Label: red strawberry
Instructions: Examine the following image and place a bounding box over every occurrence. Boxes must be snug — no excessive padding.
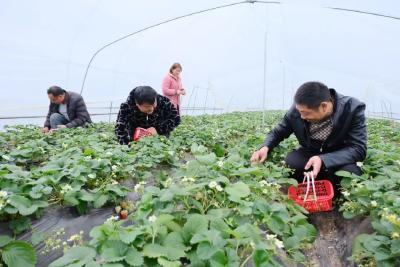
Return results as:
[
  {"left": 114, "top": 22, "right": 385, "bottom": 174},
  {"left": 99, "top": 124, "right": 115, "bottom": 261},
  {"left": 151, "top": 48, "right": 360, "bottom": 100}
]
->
[{"left": 120, "top": 210, "right": 128, "bottom": 219}]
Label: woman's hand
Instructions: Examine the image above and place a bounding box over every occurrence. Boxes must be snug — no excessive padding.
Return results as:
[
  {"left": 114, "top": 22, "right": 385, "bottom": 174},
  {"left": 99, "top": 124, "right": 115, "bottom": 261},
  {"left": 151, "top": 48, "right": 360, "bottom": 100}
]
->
[{"left": 146, "top": 127, "right": 158, "bottom": 136}]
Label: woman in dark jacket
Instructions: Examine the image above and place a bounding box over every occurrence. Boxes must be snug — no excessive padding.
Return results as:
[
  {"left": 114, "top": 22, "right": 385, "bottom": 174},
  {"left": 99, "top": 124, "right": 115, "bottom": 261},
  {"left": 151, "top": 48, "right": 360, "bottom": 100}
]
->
[{"left": 115, "top": 86, "right": 181, "bottom": 145}]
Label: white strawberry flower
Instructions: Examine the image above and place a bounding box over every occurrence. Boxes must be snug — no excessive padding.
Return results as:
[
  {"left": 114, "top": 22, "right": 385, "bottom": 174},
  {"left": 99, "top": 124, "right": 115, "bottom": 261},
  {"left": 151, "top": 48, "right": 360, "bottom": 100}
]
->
[
  {"left": 266, "top": 233, "right": 284, "bottom": 249},
  {"left": 134, "top": 182, "right": 146, "bottom": 192},
  {"left": 134, "top": 184, "right": 143, "bottom": 192},
  {"left": 164, "top": 178, "right": 173, "bottom": 187},
  {"left": 68, "top": 235, "right": 78, "bottom": 242},
  {"left": 215, "top": 185, "right": 224, "bottom": 192},
  {"left": 0, "top": 191, "right": 8, "bottom": 198},
  {"left": 111, "top": 165, "right": 118, "bottom": 171},
  {"left": 274, "top": 183, "right": 281, "bottom": 189},
  {"left": 106, "top": 215, "right": 119, "bottom": 222},
  {"left": 342, "top": 191, "right": 350, "bottom": 197},
  {"left": 356, "top": 162, "right": 363, "bottom": 167},
  {"left": 208, "top": 181, "right": 218, "bottom": 188},
  {"left": 370, "top": 200, "right": 378, "bottom": 207},
  {"left": 149, "top": 215, "right": 157, "bottom": 223},
  {"left": 392, "top": 232, "right": 400, "bottom": 239},
  {"left": 60, "top": 184, "right": 73, "bottom": 194},
  {"left": 275, "top": 239, "right": 284, "bottom": 249},
  {"left": 181, "top": 177, "right": 195, "bottom": 183},
  {"left": 217, "top": 161, "right": 224, "bottom": 168}
]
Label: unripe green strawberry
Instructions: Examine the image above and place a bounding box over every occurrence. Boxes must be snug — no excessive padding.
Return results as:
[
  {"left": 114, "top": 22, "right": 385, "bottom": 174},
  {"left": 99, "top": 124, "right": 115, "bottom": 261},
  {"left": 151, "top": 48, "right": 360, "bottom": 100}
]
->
[{"left": 115, "top": 206, "right": 122, "bottom": 214}]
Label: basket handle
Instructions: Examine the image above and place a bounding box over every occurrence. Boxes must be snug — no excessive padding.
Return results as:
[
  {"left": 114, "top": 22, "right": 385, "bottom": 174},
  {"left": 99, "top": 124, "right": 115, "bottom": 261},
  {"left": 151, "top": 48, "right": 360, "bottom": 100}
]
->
[
  {"left": 310, "top": 172, "right": 317, "bottom": 202},
  {"left": 303, "top": 172, "right": 317, "bottom": 202},
  {"left": 302, "top": 173, "right": 310, "bottom": 203}
]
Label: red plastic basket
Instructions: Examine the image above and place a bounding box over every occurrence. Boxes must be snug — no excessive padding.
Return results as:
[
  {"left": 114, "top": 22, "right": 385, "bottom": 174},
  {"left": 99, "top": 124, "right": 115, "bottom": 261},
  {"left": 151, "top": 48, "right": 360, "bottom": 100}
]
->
[
  {"left": 133, "top": 127, "right": 152, "bottom": 141},
  {"left": 288, "top": 179, "right": 334, "bottom": 213}
]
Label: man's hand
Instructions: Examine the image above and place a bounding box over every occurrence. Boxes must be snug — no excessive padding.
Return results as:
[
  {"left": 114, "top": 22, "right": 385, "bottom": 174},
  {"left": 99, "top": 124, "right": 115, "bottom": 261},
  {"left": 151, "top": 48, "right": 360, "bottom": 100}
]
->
[
  {"left": 250, "top": 146, "right": 269, "bottom": 164},
  {"left": 304, "top": 156, "right": 323, "bottom": 178},
  {"left": 147, "top": 127, "right": 158, "bottom": 136},
  {"left": 57, "top": 125, "right": 67, "bottom": 129},
  {"left": 41, "top": 127, "right": 49, "bottom": 133}
]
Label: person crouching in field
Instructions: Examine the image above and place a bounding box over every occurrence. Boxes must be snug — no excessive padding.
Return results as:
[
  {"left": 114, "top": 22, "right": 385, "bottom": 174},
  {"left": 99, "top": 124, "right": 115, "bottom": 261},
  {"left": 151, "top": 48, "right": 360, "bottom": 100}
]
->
[
  {"left": 115, "top": 86, "right": 181, "bottom": 145},
  {"left": 42, "top": 86, "right": 92, "bottom": 133},
  {"left": 251, "top": 81, "right": 367, "bottom": 194}
]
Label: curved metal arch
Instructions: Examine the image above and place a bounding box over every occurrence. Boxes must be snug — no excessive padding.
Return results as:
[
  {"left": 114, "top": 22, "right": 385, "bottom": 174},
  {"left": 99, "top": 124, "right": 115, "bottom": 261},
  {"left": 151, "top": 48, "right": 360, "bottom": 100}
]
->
[
  {"left": 80, "top": 1, "right": 399, "bottom": 95},
  {"left": 79, "top": 0, "right": 282, "bottom": 94}
]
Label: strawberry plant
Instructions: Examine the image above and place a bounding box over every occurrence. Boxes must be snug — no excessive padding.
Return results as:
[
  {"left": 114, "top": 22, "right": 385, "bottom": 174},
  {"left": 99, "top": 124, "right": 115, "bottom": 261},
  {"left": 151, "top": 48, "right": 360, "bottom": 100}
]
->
[
  {"left": 338, "top": 119, "right": 400, "bottom": 266},
  {"left": 0, "top": 235, "right": 36, "bottom": 267},
  {"left": 1, "top": 112, "right": 398, "bottom": 266}
]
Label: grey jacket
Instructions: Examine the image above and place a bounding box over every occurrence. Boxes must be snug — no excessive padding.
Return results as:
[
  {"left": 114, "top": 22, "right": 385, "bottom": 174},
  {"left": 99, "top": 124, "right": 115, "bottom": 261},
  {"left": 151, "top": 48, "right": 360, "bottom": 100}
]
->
[
  {"left": 44, "top": 91, "right": 92, "bottom": 128},
  {"left": 263, "top": 89, "right": 367, "bottom": 168}
]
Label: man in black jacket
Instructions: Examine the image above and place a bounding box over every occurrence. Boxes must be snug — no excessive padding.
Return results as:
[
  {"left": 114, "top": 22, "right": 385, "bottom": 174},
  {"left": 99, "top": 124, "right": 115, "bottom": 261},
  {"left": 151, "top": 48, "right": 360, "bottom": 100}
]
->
[
  {"left": 42, "top": 86, "right": 92, "bottom": 133},
  {"left": 115, "top": 86, "right": 181, "bottom": 145},
  {"left": 251, "top": 81, "right": 367, "bottom": 189}
]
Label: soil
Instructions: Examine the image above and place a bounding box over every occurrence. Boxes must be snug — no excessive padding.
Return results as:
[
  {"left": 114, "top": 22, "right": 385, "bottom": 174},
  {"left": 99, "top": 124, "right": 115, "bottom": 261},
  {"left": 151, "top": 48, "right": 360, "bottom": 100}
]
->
[{"left": 303, "top": 208, "right": 373, "bottom": 267}]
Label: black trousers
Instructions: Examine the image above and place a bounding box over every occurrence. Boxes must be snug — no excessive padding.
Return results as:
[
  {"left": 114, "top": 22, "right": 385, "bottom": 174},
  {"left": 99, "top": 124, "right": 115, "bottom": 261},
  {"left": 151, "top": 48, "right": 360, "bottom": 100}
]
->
[{"left": 284, "top": 148, "right": 362, "bottom": 196}]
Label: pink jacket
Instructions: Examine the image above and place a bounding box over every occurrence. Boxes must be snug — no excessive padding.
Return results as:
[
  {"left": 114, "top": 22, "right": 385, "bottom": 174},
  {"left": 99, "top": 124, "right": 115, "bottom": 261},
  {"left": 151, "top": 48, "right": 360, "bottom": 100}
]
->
[{"left": 162, "top": 73, "right": 182, "bottom": 112}]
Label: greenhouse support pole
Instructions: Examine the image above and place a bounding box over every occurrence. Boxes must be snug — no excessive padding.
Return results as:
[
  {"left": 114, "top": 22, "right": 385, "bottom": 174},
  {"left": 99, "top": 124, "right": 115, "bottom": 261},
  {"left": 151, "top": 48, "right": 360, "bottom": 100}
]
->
[
  {"left": 262, "top": 31, "right": 268, "bottom": 126},
  {"left": 281, "top": 60, "right": 286, "bottom": 110},
  {"left": 108, "top": 101, "right": 113, "bottom": 123},
  {"left": 204, "top": 85, "right": 209, "bottom": 115},
  {"left": 186, "top": 85, "right": 195, "bottom": 115},
  {"left": 192, "top": 86, "right": 199, "bottom": 115},
  {"left": 226, "top": 95, "right": 233, "bottom": 113}
]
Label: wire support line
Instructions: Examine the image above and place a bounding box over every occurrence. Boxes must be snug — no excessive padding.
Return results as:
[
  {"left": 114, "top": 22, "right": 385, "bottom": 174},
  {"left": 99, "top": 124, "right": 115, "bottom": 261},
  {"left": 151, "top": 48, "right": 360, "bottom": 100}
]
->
[{"left": 326, "top": 7, "right": 400, "bottom": 21}]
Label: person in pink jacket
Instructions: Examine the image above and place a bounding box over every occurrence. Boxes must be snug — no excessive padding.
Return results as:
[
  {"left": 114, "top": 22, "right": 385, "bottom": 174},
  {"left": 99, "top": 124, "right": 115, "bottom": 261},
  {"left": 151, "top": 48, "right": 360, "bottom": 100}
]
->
[{"left": 162, "top": 63, "right": 186, "bottom": 114}]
